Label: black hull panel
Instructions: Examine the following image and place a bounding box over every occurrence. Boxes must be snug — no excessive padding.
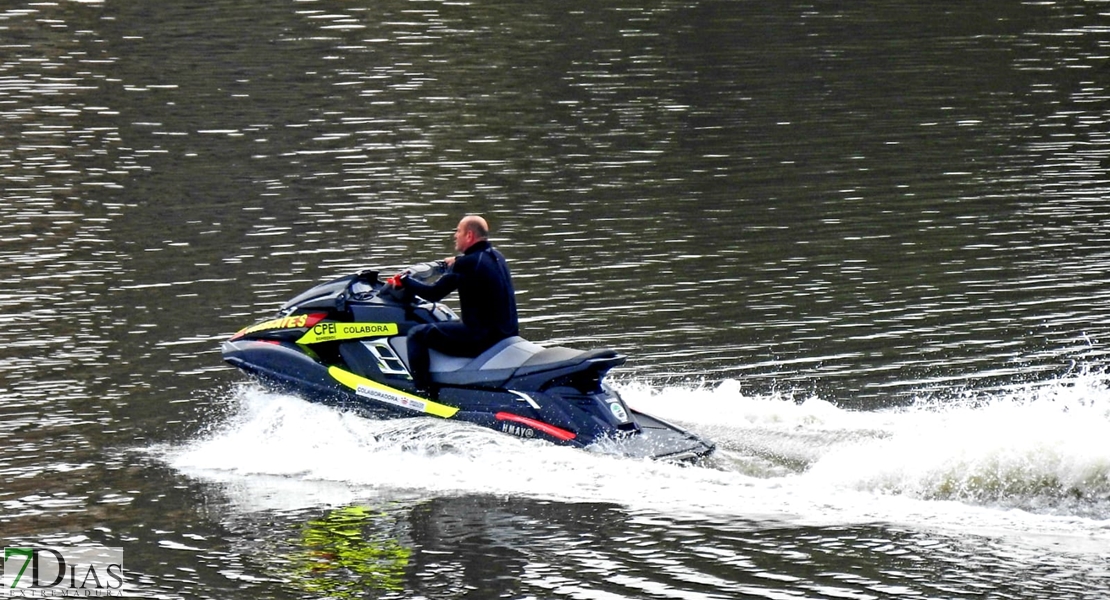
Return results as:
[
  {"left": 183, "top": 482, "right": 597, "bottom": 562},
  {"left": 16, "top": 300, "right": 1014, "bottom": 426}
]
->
[{"left": 223, "top": 339, "right": 409, "bottom": 418}]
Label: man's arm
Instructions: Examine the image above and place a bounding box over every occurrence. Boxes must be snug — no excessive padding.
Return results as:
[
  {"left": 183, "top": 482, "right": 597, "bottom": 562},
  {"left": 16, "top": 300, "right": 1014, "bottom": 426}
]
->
[{"left": 401, "top": 270, "right": 460, "bottom": 303}]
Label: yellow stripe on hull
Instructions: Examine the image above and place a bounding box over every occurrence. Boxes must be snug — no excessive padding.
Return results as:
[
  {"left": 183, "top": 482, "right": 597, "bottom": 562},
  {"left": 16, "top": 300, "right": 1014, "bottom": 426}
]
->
[{"left": 328, "top": 366, "right": 459, "bottom": 419}]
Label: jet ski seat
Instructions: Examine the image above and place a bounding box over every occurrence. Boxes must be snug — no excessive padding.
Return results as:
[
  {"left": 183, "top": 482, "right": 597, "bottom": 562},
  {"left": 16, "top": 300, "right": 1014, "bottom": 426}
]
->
[{"left": 389, "top": 335, "right": 619, "bottom": 386}]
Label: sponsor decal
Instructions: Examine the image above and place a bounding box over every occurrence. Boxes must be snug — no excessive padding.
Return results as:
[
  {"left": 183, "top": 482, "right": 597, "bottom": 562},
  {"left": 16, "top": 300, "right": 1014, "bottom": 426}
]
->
[
  {"left": 231, "top": 312, "right": 326, "bottom": 340},
  {"left": 609, "top": 402, "right": 629, "bottom": 422},
  {"left": 328, "top": 367, "right": 459, "bottom": 418},
  {"left": 355, "top": 384, "right": 427, "bottom": 413},
  {"left": 3, "top": 546, "right": 124, "bottom": 597},
  {"left": 296, "top": 322, "right": 398, "bottom": 344}
]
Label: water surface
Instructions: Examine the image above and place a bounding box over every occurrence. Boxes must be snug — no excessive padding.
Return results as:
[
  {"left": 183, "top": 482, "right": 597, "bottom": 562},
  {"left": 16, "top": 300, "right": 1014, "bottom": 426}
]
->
[{"left": 1, "top": 0, "right": 1108, "bottom": 598}]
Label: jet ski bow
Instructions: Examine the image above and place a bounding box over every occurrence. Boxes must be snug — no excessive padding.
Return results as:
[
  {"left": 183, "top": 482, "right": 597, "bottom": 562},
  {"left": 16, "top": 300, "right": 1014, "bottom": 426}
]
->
[{"left": 221, "top": 268, "right": 715, "bottom": 461}]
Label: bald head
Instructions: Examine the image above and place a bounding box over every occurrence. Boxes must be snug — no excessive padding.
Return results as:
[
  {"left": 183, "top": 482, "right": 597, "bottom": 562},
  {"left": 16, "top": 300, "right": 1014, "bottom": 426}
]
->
[
  {"left": 460, "top": 215, "right": 489, "bottom": 238},
  {"left": 453, "top": 214, "right": 490, "bottom": 253}
]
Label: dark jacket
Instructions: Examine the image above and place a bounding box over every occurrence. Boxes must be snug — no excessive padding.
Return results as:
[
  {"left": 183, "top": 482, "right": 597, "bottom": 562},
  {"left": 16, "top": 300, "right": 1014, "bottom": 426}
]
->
[{"left": 402, "top": 240, "right": 519, "bottom": 343}]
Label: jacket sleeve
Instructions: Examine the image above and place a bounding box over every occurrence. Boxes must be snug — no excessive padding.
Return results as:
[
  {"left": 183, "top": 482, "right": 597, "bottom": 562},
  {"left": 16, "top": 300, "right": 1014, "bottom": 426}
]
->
[{"left": 402, "top": 270, "right": 460, "bottom": 303}]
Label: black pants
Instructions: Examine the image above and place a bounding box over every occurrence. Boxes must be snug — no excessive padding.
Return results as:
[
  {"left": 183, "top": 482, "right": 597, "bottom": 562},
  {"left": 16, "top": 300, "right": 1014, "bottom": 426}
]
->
[{"left": 406, "top": 322, "right": 492, "bottom": 391}]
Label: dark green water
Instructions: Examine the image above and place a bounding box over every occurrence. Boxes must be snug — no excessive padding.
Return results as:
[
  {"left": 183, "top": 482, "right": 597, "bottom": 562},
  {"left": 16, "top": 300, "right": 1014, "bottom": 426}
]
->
[{"left": 2, "top": 1, "right": 1108, "bottom": 598}]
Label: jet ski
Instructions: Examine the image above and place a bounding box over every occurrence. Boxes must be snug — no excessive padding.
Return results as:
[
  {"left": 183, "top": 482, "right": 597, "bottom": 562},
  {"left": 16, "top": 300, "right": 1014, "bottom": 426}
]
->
[{"left": 221, "top": 267, "right": 715, "bottom": 461}]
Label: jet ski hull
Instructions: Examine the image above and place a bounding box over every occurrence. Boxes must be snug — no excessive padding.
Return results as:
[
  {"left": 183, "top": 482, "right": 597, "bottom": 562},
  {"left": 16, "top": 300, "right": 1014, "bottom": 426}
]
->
[{"left": 221, "top": 270, "right": 715, "bottom": 461}]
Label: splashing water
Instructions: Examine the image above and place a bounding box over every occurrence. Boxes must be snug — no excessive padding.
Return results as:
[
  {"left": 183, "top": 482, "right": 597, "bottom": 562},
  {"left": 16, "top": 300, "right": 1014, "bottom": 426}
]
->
[
  {"left": 165, "top": 369, "right": 1110, "bottom": 551},
  {"left": 620, "top": 371, "right": 1110, "bottom": 518}
]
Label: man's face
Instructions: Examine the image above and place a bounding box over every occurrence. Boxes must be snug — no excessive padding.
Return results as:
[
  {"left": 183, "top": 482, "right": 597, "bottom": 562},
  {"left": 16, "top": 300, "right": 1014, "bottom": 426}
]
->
[{"left": 453, "top": 221, "right": 471, "bottom": 253}]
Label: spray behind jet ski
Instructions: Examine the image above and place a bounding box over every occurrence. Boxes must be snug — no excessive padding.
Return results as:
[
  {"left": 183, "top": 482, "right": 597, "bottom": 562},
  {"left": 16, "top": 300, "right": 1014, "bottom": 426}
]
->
[{"left": 221, "top": 267, "right": 715, "bottom": 461}]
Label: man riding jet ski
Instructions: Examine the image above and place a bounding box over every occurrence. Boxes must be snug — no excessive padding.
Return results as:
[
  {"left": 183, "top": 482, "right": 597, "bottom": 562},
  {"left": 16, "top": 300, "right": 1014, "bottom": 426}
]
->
[
  {"left": 394, "top": 215, "right": 518, "bottom": 398},
  {"left": 221, "top": 216, "right": 715, "bottom": 461}
]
